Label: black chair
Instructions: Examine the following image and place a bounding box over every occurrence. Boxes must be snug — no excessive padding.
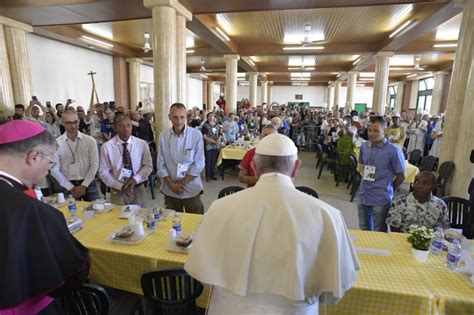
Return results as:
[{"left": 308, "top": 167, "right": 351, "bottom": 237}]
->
[
  {"left": 335, "top": 153, "right": 352, "bottom": 187},
  {"left": 61, "top": 283, "right": 110, "bottom": 315},
  {"left": 317, "top": 146, "right": 338, "bottom": 180},
  {"left": 347, "top": 155, "right": 361, "bottom": 202},
  {"left": 408, "top": 149, "right": 422, "bottom": 166},
  {"left": 141, "top": 269, "right": 203, "bottom": 315},
  {"left": 442, "top": 196, "right": 472, "bottom": 239},
  {"left": 218, "top": 186, "right": 244, "bottom": 199},
  {"left": 435, "top": 161, "right": 455, "bottom": 197},
  {"left": 45, "top": 172, "right": 65, "bottom": 196},
  {"left": 296, "top": 186, "right": 319, "bottom": 198},
  {"left": 419, "top": 155, "right": 437, "bottom": 172},
  {"left": 148, "top": 150, "right": 159, "bottom": 199},
  {"left": 315, "top": 144, "right": 323, "bottom": 170}
]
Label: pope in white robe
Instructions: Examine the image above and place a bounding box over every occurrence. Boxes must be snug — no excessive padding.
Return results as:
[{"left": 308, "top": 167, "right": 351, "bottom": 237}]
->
[{"left": 185, "top": 133, "right": 360, "bottom": 315}]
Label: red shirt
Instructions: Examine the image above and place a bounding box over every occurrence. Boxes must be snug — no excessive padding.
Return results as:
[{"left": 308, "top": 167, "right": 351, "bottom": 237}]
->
[{"left": 239, "top": 148, "right": 256, "bottom": 187}]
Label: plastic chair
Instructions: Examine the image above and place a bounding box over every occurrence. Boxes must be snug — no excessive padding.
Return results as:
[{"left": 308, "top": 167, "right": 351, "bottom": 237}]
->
[
  {"left": 335, "top": 153, "right": 352, "bottom": 187},
  {"left": 217, "top": 186, "right": 244, "bottom": 199},
  {"left": 141, "top": 269, "right": 203, "bottom": 315},
  {"left": 148, "top": 150, "right": 159, "bottom": 199},
  {"left": 315, "top": 144, "right": 323, "bottom": 170},
  {"left": 419, "top": 155, "right": 436, "bottom": 172},
  {"left": 408, "top": 149, "right": 422, "bottom": 166},
  {"left": 442, "top": 196, "right": 472, "bottom": 239},
  {"left": 61, "top": 283, "right": 110, "bottom": 315},
  {"left": 296, "top": 186, "right": 319, "bottom": 198},
  {"left": 317, "top": 146, "right": 338, "bottom": 180},
  {"left": 435, "top": 161, "right": 455, "bottom": 197},
  {"left": 347, "top": 155, "right": 361, "bottom": 202}
]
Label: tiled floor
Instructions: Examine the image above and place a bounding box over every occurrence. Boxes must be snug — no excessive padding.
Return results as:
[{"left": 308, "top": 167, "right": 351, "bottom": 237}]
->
[{"left": 143, "top": 150, "right": 360, "bottom": 230}]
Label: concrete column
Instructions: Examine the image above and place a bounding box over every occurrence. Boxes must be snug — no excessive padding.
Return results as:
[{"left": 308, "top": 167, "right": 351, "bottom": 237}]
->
[
  {"left": 248, "top": 72, "right": 258, "bottom": 107},
  {"left": 334, "top": 80, "right": 342, "bottom": 111},
  {"left": 372, "top": 52, "right": 394, "bottom": 115},
  {"left": 430, "top": 71, "right": 448, "bottom": 115},
  {"left": 328, "top": 83, "right": 335, "bottom": 110},
  {"left": 395, "top": 81, "right": 405, "bottom": 113},
  {"left": 261, "top": 80, "right": 268, "bottom": 105},
  {"left": 0, "top": 24, "right": 14, "bottom": 114},
  {"left": 207, "top": 81, "right": 214, "bottom": 110},
  {"left": 144, "top": 0, "right": 191, "bottom": 135},
  {"left": 176, "top": 14, "right": 187, "bottom": 104},
  {"left": 126, "top": 58, "right": 143, "bottom": 110},
  {"left": 325, "top": 85, "right": 331, "bottom": 110},
  {"left": 267, "top": 81, "right": 273, "bottom": 105},
  {"left": 346, "top": 71, "right": 358, "bottom": 111},
  {"left": 3, "top": 19, "right": 33, "bottom": 107},
  {"left": 224, "top": 54, "right": 239, "bottom": 114},
  {"left": 439, "top": 0, "right": 474, "bottom": 197}
]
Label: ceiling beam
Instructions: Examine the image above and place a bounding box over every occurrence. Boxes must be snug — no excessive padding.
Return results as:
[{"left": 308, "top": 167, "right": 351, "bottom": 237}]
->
[
  {"left": 186, "top": 15, "right": 238, "bottom": 54},
  {"left": 189, "top": 0, "right": 448, "bottom": 14},
  {"left": 266, "top": 75, "right": 336, "bottom": 82},
  {"left": 0, "top": 0, "right": 102, "bottom": 7},
  {"left": 258, "top": 65, "right": 349, "bottom": 73},
  {"left": 239, "top": 43, "right": 379, "bottom": 56}
]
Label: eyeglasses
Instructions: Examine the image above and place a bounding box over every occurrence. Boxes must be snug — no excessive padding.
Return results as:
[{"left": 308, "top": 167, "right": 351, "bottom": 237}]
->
[
  {"left": 41, "top": 152, "right": 56, "bottom": 168},
  {"left": 64, "top": 120, "right": 79, "bottom": 125}
]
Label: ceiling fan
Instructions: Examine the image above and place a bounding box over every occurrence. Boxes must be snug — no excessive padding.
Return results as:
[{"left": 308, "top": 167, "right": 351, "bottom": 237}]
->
[
  {"left": 299, "top": 24, "right": 323, "bottom": 47},
  {"left": 413, "top": 55, "right": 425, "bottom": 70},
  {"left": 199, "top": 59, "right": 213, "bottom": 73}
]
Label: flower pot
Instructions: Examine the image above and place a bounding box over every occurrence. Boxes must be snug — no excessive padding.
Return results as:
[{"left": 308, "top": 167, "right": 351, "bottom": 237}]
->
[{"left": 411, "top": 248, "right": 429, "bottom": 262}]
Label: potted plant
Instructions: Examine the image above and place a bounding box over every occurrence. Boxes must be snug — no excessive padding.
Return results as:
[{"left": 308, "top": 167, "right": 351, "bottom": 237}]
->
[{"left": 407, "top": 225, "right": 434, "bottom": 262}]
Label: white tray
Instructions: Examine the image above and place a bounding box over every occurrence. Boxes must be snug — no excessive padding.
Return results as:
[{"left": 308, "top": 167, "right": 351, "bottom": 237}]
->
[
  {"left": 84, "top": 203, "right": 115, "bottom": 213},
  {"left": 107, "top": 225, "right": 151, "bottom": 245},
  {"left": 165, "top": 239, "right": 193, "bottom": 253}
]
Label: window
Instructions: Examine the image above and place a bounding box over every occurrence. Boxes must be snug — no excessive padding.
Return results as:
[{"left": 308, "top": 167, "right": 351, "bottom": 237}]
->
[
  {"left": 388, "top": 86, "right": 396, "bottom": 110},
  {"left": 416, "top": 77, "right": 433, "bottom": 113}
]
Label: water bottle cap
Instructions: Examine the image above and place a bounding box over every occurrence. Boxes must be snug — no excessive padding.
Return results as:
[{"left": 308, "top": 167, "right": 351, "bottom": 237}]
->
[
  {"left": 436, "top": 227, "right": 443, "bottom": 232},
  {"left": 453, "top": 239, "right": 460, "bottom": 244}
]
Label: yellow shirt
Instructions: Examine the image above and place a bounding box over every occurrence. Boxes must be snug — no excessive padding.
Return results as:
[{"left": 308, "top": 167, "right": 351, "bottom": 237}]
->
[{"left": 386, "top": 126, "right": 405, "bottom": 148}]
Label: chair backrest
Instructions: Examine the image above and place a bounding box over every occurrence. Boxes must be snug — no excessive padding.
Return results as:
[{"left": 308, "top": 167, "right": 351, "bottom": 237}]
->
[
  {"left": 150, "top": 149, "right": 158, "bottom": 173},
  {"left": 419, "top": 155, "right": 436, "bottom": 171},
  {"left": 296, "top": 186, "right": 319, "bottom": 198},
  {"left": 218, "top": 186, "right": 244, "bottom": 199},
  {"left": 442, "top": 196, "right": 471, "bottom": 238},
  {"left": 437, "top": 161, "right": 455, "bottom": 183},
  {"left": 409, "top": 149, "right": 422, "bottom": 165},
  {"left": 141, "top": 269, "right": 203, "bottom": 315},
  {"left": 61, "top": 283, "right": 110, "bottom": 315},
  {"left": 315, "top": 143, "right": 323, "bottom": 158},
  {"left": 348, "top": 154, "right": 358, "bottom": 171}
]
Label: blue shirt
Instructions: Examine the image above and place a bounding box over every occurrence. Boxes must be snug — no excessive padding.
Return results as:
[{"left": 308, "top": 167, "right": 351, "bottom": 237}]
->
[
  {"left": 358, "top": 138, "right": 405, "bottom": 206},
  {"left": 157, "top": 126, "right": 205, "bottom": 199},
  {"left": 424, "top": 123, "right": 435, "bottom": 145},
  {"left": 223, "top": 120, "right": 239, "bottom": 143}
]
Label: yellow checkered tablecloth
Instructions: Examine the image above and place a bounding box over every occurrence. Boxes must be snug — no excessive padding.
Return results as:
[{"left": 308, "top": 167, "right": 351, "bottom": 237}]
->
[
  {"left": 216, "top": 144, "right": 251, "bottom": 166},
  {"left": 58, "top": 203, "right": 473, "bottom": 314}
]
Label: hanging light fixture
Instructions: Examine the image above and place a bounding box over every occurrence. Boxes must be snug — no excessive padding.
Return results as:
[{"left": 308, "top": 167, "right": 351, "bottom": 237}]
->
[{"left": 143, "top": 32, "right": 152, "bottom": 53}]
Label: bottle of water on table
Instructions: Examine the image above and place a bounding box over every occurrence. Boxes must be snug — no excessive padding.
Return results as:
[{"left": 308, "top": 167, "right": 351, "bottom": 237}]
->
[
  {"left": 446, "top": 239, "right": 462, "bottom": 270},
  {"left": 430, "top": 227, "right": 444, "bottom": 255},
  {"left": 172, "top": 213, "right": 182, "bottom": 236},
  {"left": 67, "top": 197, "right": 77, "bottom": 218}
]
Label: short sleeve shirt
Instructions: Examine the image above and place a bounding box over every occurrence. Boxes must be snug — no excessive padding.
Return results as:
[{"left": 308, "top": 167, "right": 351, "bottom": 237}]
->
[{"left": 239, "top": 148, "right": 256, "bottom": 187}]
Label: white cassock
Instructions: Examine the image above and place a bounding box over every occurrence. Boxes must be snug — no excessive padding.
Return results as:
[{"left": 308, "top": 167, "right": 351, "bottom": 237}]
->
[
  {"left": 185, "top": 173, "right": 360, "bottom": 315},
  {"left": 407, "top": 120, "right": 427, "bottom": 153},
  {"left": 430, "top": 120, "right": 443, "bottom": 158}
]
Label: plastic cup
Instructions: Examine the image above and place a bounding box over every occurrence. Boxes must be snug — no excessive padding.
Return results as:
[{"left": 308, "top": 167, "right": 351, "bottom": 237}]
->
[{"left": 57, "top": 193, "right": 65, "bottom": 204}]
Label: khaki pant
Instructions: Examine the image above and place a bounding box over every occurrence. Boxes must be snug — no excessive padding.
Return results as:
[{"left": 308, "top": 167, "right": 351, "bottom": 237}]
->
[
  {"left": 110, "top": 184, "right": 146, "bottom": 207},
  {"left": 164, "top": 194, "right": 204, "bottom": 214}
]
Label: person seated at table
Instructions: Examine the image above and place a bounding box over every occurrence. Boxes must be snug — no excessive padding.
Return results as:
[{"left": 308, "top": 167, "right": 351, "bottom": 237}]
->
[
  {"left": 222, "top": 113, "right": 239, "bottom": 143},
  {"left": 386, "top": 171, "right": 449, "bottom": 233},
  {"left": 0, "top": 120, "right": 90, "bottom": 314},
  {"left": 185, "top": 133, "right": 359, "bottom": 315},
  {"left": 238, "top": 124, "right": 277, "bottom": 187},
  {"left": 99, "top": 115, "right": 153, "bottom": 207}
]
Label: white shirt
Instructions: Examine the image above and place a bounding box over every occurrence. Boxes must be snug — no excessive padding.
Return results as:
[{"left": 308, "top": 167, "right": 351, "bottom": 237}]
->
[
  {"left": 51, "top": 132, "right": 99, "bottom": 191},
  {"left": 99, "top": 135, "right": 153, "bottom": 191}
]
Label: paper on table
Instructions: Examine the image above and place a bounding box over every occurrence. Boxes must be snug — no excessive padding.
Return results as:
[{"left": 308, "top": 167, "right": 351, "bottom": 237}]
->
[{"left": 355, "top": 247, "right": 391, "bottom": 256}]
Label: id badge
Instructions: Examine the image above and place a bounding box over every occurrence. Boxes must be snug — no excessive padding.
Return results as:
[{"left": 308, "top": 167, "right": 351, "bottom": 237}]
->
[
  {"left": 119, "top": 168, "right": 133, "bottom": 182},
  {"left": 177, "top": 163, "right": 189, "bottom": 178},
  {"left": 212, "top": 127, "right": 217, "bottom": 133},
  {"left": 363, "top": 165, "right": 376, "bottom": 181},
  {"left": 69, "top": 163, "right": 80, "bottom": 176}
]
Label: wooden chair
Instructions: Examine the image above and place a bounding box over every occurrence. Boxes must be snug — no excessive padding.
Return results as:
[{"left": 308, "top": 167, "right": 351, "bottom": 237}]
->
[
  {"left": 217, "top": 186, "right": 244, "bottom": 199},
  {"left": 296, "top": 186, "right": 319, "bottom": 198},
  {"left": 442, "top": 196, "right": 472, "bottom": 239},
  {"left": 140, "top": 269, "right": 203, "bottom": 315}
]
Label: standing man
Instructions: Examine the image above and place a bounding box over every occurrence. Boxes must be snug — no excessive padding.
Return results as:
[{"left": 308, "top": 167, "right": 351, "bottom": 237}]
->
[
  {"left": 386, "top": 112, "right": 405, "bottom": 149},
  {"left": 13, "top": 104, "right": 26, "bottom": 120},
  {"left": 51, "top": 110, "right": 100, "bottom": 201},
  {"left": 407, "top": 112, "right": 427, "bottom": 154},
  {"left": 357, "top": 116, "right": 405, "bottom": 232},
  {"left": 100, "top": 107, "right": 116, "bottom": 142},
  {"left": 157, "top": 103, "right": 205, "bottom": 214},
  {"left": 0, "top": 120, "right": 89, "bottom": 314},
  {"left": 99, "top": 115, "right": 153, "bottom": 207},
  {"left": 185, "top": 133, "right": 359, "bottom": 314},
  {"left": 201, "top": 112, "right": 222, "bottom": 182}
]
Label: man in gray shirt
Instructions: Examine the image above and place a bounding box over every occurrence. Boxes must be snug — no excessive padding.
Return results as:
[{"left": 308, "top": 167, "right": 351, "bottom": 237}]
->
[{"left": 157, "top": 103, "right": 205, "bottom": 214}]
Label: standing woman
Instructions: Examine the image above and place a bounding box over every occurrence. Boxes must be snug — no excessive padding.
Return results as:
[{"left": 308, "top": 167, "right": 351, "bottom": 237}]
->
[
  {"left": 430, "top": 115, "right": 444, "bottom": 158},
  {"left": 201, "top": 112, "right": 222, "bottom": 182},
  {"left": 44, "top": 111, "right": 61, "bottom": 138}
]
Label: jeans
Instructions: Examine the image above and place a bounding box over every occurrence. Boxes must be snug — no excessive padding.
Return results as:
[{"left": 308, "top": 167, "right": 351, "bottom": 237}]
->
[
  {"left": 357, "top": 202, "right": 390, "bottom": 232},
  {"left": 205, "top": 149, "right": 219, "bottom": 180}
]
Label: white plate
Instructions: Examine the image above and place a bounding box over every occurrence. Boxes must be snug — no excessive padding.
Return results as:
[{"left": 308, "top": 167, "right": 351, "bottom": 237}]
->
[
  {"left": 165, "top": 239, "right": 193, "bottom": 253},
  {"left": 107, "top": 225, "right": 150, "bottom": 245},
  {"left": 84, "top": 203, "right": 114, "bottom": 213},
  {"left": 119, "top": 205, "right": 142, "bottom": 219}
]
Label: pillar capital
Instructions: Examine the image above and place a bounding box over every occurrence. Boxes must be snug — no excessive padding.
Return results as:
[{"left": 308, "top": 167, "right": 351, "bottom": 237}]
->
[
  {"left": 434, "top": 71, "right": 449, "bottom": 76},
  {"left": 125, "top": 58, "right": 144, "bottom": 64},
  {"left": 348, "top": 71, "right": 359, "bottom": 75},
  {"left": 0, "top": 16, "right": 32, "bottom": 33},
  {"left": 224, "top": 54, "right": 240, "bottom": 61},
  {"left": 144, "top": 0, "right": 192, "bottom": 20},
  {"left": 375, "top": 51, "right": 395, "bottom": 58},
  {"left": 248, "top": 71, "right": 258, "bottom": 76}
]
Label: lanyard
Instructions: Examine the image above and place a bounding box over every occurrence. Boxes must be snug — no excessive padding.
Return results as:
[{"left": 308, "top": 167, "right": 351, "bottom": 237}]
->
[
  {"left": 368, "top": 141, "right": 386, "bottom": 165},
  {"left": 169, "top": 128, "right": 188, "bottom": 165},
  {"left": 66, "top": 138, "right": 79, "bottom": 164}
]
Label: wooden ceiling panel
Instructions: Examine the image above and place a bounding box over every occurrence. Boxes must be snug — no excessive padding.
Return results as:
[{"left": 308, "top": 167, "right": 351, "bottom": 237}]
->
[
  {"left": 252, "top": 55, "right": 359, "bottom": 67},
  {"left": 416, "top": 12, "right": 462, "bottom": 42}
]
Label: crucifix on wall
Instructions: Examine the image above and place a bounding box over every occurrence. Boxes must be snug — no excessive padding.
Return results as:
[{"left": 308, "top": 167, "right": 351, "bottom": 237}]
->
[{"left": 88, "top": 71, "right": 100, "bottom": 108}]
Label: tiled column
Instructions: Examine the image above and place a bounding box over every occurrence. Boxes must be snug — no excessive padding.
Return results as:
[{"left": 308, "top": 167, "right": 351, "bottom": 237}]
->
[
  {"left": 224, "top": 54, "right": 239, "bottom": 114},
  {"left": 144, "top": 0, "right": 191, "bottom": 135},
  {"left": 328, "top": 83, "right": 335, "bottom": 111},
  {"left": 207, "top": 81, "right": 214, "bottom": 110},
  {"left": 3, "top": 18, "right": 33, "bottom": 107},
  {"left": 267, "top": 81, "right": 273, "bottom": 105},
  {"left": 430, "top": 71, "right": 448, "bottom": 115},
  {"left": 395, "top": 81, "right": 405, "bottom": 113},
  {"left": 261, "top": 80, "right": 268, "bottom": 105},
  {"left": 346, "top": 71, "right": 358, "bottom": 111},
  {"left": 334, "top": 80, "right": 342, "bottom": 111},
  {"left": 248, "top": 71, "right": 258, "bottom": 107},
  {"left": 126, "top": 58, "right": 143, "bottom": 110},
  {"left": 0, "top": 23, "right": 14, "bottom": 114},
  {"left": 176, "top": 14, "right": 188, "bottom": 104},
  {"left": 372, "top": 52, "right": 394, "bottom": 115}
]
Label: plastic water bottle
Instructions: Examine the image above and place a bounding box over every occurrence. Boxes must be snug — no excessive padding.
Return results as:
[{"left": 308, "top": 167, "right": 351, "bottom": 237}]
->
[
  {"left": 446, "top": 239, "right": 462, "bottom": 270},
  {"left": 172, "top": 213, "right": 182, "bottom": 236},
  {"left": 146, "top": 210, "right": 155, "bottom": 231},
  {"left": 430, "top": 227, "right": 444, "bottom": 255},
  {"left": 67, "top": 197, "right": 77, "bottom": 218}
]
